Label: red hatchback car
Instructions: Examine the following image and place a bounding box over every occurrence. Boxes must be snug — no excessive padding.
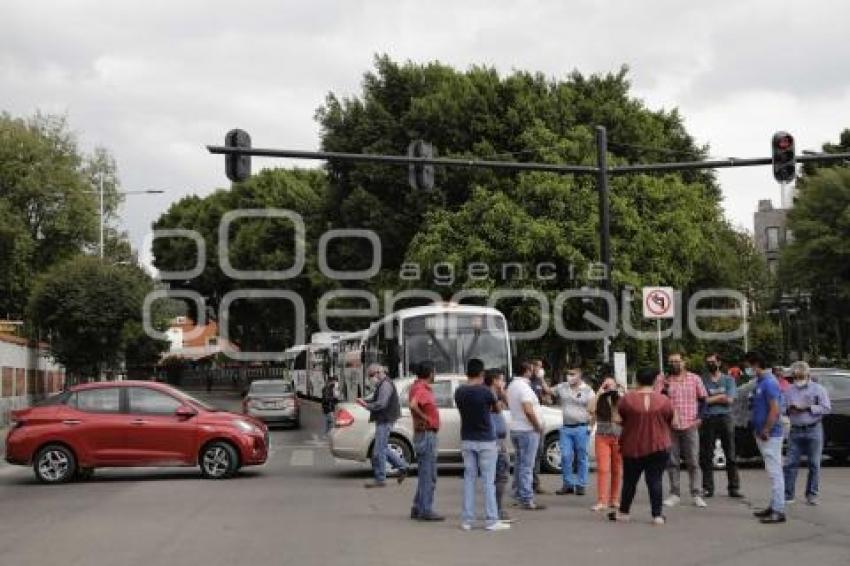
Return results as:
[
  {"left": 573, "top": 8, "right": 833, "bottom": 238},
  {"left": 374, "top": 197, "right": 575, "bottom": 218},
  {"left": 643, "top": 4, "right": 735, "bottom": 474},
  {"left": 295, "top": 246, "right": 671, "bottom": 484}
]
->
[{"left": 4, "top": 381, "right": 269, "bottom": 483}]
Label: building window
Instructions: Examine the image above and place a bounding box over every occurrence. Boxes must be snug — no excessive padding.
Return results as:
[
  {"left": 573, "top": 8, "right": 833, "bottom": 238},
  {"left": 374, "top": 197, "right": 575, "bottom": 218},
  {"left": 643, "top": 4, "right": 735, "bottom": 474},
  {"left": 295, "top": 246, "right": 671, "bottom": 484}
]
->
[
  {"left": 785, "top": 229, "right": 794, "bottom": 243},
  {"left": 766, "top": 227, "right": 780, "bottom": 252}
]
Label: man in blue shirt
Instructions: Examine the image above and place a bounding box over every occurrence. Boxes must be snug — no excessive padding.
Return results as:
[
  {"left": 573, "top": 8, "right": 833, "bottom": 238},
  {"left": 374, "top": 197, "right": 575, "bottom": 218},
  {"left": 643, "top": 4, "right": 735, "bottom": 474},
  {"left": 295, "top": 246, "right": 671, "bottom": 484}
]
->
[
  {"left": 699, "top": 353, "right": 742, "bottom": 498},
  {"left": 745, "top": 351, "right": 786, "bottom": 524},
  {"left": 783, "top": 361, "right": 831, "bottom": 506},
  {"left": 455, "top": 358, "right": 509, "bottom": 532}
]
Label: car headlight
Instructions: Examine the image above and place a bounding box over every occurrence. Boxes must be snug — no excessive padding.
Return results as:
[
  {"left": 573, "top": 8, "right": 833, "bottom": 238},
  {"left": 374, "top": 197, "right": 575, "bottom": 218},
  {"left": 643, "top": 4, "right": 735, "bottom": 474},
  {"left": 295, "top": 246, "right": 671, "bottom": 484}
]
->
[{"left": 234, "top": 419, "right": 259, "bottom": 434}]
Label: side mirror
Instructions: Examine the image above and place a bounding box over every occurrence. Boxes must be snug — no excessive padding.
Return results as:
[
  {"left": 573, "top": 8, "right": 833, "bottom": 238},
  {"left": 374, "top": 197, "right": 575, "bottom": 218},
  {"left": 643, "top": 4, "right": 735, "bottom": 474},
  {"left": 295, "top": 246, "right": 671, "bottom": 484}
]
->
[{"left": 175, "top": 405, "right": 197, "bottom": 419}]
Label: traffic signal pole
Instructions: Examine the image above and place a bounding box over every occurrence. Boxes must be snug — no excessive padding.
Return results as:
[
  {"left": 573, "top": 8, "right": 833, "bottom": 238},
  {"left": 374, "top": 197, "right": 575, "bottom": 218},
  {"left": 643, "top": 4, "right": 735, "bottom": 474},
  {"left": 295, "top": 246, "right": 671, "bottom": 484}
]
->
[{"left": 208, "top": 133, "right": 850, "bottom": 364}]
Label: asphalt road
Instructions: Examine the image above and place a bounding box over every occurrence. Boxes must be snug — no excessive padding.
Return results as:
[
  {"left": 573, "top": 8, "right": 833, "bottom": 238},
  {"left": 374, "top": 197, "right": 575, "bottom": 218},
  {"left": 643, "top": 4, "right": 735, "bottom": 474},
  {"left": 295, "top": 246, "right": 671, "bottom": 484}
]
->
[{"left": 1, "top": 390, "right": 848, "bottom": 566}]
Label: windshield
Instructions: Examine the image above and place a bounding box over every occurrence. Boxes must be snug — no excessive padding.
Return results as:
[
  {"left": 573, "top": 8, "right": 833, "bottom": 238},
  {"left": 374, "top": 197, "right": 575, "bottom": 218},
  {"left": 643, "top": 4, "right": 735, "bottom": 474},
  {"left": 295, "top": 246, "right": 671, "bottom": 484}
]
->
[
  {"left": 250, "top": 381, "right": 294, "bottom": 395},
  {"left": 403, "top": 313, "right": 509, "bottom": 378}
]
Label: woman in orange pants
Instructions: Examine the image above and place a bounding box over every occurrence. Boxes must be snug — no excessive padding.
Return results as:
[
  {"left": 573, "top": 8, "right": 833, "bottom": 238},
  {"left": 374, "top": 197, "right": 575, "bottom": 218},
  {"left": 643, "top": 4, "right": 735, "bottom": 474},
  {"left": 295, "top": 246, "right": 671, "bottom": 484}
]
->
[{"left": 591, "top": 377, "right": 623, "bottom": 512}]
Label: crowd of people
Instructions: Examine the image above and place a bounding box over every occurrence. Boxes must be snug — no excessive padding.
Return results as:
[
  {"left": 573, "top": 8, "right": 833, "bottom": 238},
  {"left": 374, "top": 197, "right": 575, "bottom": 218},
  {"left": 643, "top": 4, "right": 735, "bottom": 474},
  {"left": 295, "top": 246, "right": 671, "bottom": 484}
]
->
[{"left": 351, "top": 350, "right": 832, "bottom": 531}]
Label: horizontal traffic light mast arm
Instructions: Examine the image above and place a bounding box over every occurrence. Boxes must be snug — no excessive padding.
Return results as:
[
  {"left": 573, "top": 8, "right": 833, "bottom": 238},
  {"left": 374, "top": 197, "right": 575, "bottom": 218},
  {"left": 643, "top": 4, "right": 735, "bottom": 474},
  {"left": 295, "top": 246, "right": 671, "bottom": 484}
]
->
[
  {"left": 207, "top": 145, "right": 599, "bottom": 174},
  {"left": 207, "top": 145, "right": 850, "bottom": 175}
]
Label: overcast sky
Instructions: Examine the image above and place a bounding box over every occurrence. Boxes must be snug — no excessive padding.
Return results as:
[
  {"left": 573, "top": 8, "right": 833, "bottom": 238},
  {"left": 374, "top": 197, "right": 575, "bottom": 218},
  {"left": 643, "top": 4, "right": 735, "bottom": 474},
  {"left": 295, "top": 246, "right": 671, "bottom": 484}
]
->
[{"left": 3, "top": 0, "right": 849, "bottom": 268}]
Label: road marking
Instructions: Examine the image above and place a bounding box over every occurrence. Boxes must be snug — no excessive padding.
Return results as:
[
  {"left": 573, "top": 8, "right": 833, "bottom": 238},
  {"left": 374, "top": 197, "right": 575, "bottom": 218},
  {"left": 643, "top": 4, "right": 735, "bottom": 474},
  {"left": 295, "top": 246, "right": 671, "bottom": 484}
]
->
[{"left": 290, "top": 449, "right": 314, "bottom": 467}]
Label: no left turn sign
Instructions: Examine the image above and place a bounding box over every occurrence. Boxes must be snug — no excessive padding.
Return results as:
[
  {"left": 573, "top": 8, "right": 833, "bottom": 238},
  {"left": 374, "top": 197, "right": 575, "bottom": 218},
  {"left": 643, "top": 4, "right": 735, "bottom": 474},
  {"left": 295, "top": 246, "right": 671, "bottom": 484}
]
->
[{"left": 642, "top": 287, "right": 675, "bottom": 319}]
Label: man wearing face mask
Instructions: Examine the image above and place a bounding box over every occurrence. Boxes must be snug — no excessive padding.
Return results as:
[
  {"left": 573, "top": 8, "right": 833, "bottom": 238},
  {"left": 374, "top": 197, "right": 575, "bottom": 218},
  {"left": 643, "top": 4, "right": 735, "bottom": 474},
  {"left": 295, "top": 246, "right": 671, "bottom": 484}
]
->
[
  {"left": 655, "top": 352, "right": 708, "bottom": 508},
  {"left": 745, "top": 351, "right": 786, "bottom": 524},
  {"left": 358, "top": 364, "right": 409, "bottom": 488},
  {"left": 783, "top": 361, "right": 831, "bottom": 506},
  {"left": 552, "top": 366, "right": 595, "bottom": 496},
  {"left": 698, "top": 354, "right": 742, "bottom": 499}
]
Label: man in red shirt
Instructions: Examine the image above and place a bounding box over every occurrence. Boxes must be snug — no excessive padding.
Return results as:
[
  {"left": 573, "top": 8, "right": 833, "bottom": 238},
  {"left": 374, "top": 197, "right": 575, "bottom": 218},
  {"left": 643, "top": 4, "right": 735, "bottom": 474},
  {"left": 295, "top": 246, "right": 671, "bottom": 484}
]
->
[
  {"left": 408, "top": 361, "right": 444, "bottom": 521},
  {"left": 654, "top": 352, "right": 708, "bottom": 509}
]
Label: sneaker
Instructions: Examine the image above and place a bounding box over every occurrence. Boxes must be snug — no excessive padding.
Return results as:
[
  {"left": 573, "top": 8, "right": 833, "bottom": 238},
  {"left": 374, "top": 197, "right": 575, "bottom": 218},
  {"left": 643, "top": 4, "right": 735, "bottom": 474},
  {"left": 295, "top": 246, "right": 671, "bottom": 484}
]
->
[
  {"left": 499, "top": 513, "right": 515, "bottom": 524},
  {"left": 591, "top": 503, "right": 609, "bottom": 512},
  {"left": 759, "top": 511, "right": 787, "bottom": 524},
  {"left": 519, "top": 502, "right": 547, "bottom": 511},
  {"left": 575, "top": 486, "right": 586, "bottom": 496},
  {"left": 753, "top": 507, "right": 773, "bottom": 518},
  {"left": 460, "top": 523, "right": 473, "bottom": 532},
  {"left": 364, "top": 480, "right": 387, "bottom": 489},
  {"left": 702, "top": 490, "right": 714, "bottom": 498},
  {"left": 652, "top": 516, "right": 666, "bottom": 526},
  {"left": 607, "top": 510, "right": 631, "bottom": 522},
  {"left": 785, "top": 497, "right": 795, "bottom": 504},
  {"left": 663, "top": 495, "right": 681, "bottom": 507},
  {"left": 418, "top": 512, "right": 446, "bottom": 522},
  {"left": 728, "top": 490, "right": 744, "bottom": 498},
  {"left": 555, "top": 486, "right": 575, "bottom": 495},
  {"left": 806, "top": 496, "right": 819, "bottom": 506},
  {"left": 534, "top": 486, "right": 550, "bottom": 495},
  {"left": 485, "top": 521, "right": 512, "bottom": 532},
  {"left": 693, "top": 496, "right": 708, "bottom": 508}
]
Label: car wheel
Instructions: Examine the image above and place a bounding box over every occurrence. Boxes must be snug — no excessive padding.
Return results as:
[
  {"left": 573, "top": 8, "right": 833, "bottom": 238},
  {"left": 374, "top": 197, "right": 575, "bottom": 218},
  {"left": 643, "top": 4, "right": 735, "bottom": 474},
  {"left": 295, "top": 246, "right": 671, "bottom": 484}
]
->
[
  {"left": 713, "top": 439, "right": 727, "bottom": 470},
  {"left": 542, "top": 433, "right": 561, "bottom": 474},
  {"left": 34, "top": 444, "right": 77, "bottom": 484},
  {"left": 199, "top": 441, "right": 239, "bottom": 479},
  {"left": 385, "top": 436, "right": 413, "bottom": 475}
]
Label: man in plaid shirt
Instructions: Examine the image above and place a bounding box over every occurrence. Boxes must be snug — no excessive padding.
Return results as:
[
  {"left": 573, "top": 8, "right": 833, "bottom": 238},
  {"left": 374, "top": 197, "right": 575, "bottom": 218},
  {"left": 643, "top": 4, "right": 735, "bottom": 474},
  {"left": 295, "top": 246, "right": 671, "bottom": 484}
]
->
[{"left": 655, "top": 352, "right": 709, "bottom": 508}]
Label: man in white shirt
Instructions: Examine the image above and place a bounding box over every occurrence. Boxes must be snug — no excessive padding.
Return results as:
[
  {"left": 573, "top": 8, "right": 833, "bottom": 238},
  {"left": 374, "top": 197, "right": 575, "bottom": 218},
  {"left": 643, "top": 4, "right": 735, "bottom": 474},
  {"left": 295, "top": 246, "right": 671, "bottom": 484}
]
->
[{"left": 507, "top": 361, "right": 547, "bottom": 511}]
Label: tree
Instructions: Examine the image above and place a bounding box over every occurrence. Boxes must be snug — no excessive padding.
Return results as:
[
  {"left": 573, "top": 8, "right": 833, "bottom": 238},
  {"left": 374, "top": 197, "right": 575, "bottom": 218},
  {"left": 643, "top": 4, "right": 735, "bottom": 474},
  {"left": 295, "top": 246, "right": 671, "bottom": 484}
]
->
[
  {"left": 0, "top": 112, "right": 128, "bottom": 316},
  {"left": 27, "top": 255, "right": 168, "bottom": 382},
  {"left": 152, "top": 168, "right": 333, "bottom": 353},
  {"left": 782, "top": 167, "right": 850, "bottom": 358}
]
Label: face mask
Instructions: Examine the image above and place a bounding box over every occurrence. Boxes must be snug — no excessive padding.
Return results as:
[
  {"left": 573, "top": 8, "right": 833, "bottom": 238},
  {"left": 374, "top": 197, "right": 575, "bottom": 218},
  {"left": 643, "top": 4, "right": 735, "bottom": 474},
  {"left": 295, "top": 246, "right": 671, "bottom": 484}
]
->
[
  {"left": 744, "top": 367, "right": 755, "bottom": 377},
  {"left": 706, "top": 362, "right": 719, "bottom": 373},
  {"left": 535, "top": 368, "right": 545, "bottom": 379},
  {"left": 794, "top": 377, "right": 808, "bottom": 388},
  {"left": 670, "top": 363, "right": 683, "bottom": 374}
]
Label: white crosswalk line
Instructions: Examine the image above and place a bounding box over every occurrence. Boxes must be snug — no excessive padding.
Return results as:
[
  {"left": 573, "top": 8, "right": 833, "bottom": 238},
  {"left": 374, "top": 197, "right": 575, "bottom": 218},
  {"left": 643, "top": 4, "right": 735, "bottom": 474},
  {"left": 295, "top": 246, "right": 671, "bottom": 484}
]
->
[{"left": 290, "top": 449, "right": 314, "bottom": 467}]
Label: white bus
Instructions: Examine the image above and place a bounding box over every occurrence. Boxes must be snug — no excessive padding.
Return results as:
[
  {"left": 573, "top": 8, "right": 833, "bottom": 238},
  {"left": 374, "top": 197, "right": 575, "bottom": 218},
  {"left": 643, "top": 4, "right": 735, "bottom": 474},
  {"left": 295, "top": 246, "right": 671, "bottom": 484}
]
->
[
  {"left": 336, "top": 330, "right": 366, "bottom": 401},
  {"left": 361, "top": 304, "right": 512, "bottom": 387}
]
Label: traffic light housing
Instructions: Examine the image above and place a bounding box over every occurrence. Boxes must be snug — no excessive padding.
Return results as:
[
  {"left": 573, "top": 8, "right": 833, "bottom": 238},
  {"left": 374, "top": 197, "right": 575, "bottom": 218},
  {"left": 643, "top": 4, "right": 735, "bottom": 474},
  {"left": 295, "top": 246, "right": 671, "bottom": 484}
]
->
[
  {"left": 772, "top": 131, "right": 795, "bottom": 183},
  {"left": 225, "top": 129, "right": 252, "bottom": 182},
  {"left": 408, "top": 140, "right": 435, "bottom": 191}
]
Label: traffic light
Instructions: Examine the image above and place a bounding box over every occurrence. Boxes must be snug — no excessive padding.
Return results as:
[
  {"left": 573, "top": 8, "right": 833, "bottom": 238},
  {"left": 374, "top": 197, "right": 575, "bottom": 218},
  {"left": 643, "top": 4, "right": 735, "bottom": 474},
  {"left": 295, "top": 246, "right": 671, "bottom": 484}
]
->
[
  {"left": 225, "top": 129, "right": 252, "bottom": 182},
  {"left": 407, "top": 140, "right": 435, "bottom": 191},
  {"left": 772, "top": 131, "right": 796, "bottom": 183}
]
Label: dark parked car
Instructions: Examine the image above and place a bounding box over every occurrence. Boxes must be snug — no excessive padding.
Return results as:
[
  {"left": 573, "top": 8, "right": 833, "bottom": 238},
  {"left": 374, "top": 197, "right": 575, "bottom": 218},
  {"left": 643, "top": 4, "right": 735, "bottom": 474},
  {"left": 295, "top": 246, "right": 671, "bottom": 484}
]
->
[{"left": 732, "top": 369, "right": 850, "bottom": 462}]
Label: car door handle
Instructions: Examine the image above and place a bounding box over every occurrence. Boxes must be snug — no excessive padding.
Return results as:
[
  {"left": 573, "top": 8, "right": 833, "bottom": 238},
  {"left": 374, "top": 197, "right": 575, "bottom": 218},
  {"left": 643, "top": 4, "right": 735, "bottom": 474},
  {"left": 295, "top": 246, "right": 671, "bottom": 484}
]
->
[
  {"left": 62, "top": 419, "right": 81, "bottom": 426},
  {"left": 131, "top": 419, "right": 147, "bottom": 425}
]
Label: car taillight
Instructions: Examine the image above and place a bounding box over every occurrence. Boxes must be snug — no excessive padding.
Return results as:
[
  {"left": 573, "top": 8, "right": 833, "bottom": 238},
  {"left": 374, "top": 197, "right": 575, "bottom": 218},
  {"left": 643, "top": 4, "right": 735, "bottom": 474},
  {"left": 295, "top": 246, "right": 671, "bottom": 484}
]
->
[{"left": 335, "top": 408, "right": 355, "bottom": 427}]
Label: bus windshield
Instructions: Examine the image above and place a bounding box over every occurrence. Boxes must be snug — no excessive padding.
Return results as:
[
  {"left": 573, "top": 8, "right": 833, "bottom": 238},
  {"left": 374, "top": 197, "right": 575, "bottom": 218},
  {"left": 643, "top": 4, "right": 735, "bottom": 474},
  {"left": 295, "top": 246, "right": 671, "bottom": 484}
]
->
[{"left": 403, "top": 313, "right": 509, "bottom": 377}]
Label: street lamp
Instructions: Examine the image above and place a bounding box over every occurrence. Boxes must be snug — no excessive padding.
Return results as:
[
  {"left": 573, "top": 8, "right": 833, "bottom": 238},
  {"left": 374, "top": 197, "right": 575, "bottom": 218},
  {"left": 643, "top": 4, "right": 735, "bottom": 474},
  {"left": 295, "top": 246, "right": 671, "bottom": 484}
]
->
[{"left": 90, "top": 174, "right": 165, "bottom": 259}]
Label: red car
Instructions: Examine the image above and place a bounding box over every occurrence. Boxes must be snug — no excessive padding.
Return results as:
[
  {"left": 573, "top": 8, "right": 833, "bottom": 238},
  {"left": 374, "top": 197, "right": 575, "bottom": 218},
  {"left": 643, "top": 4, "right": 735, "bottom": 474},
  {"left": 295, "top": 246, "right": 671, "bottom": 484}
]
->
[{"left": 4, "top": 381, "right": 268, "bottom": 483}]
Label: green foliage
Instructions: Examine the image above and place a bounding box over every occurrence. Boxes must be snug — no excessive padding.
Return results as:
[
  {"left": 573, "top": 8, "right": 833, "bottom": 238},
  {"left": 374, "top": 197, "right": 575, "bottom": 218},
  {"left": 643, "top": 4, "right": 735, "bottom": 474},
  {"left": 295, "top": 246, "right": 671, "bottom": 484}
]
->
[
  {"left": 27, "top": 256, "right": 167, "bottom": 380},
  {"left": 0, "top": 112, "right": 128, "bottom": 316}
]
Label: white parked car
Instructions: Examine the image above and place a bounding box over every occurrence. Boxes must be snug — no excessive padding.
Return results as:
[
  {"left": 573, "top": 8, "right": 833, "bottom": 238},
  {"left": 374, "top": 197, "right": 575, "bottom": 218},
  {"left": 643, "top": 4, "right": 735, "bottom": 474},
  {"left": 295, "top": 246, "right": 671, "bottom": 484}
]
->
[{"left": 330, "top": 376, "right": 595, "bottom": 473}]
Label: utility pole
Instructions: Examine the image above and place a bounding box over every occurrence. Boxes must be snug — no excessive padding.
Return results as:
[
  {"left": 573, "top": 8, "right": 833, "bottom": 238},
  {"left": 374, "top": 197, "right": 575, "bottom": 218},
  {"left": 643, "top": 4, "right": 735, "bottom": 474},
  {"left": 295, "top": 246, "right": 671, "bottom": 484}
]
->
[
  {"left": 596, "top": 126, "right": 611, "bottom": 363},
  {"left": 99, "top": 173, "right": 105, "bottom": 259}
]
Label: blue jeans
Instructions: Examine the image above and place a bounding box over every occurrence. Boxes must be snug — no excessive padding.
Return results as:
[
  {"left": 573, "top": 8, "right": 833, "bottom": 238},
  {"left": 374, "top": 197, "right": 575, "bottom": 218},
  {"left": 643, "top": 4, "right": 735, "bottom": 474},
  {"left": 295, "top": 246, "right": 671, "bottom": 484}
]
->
[
  {"left": 461, "top": 440, "right": 499, "bottom": 526},
  {"left": 413, "top": 431, "right": 438, "bottom": 516},
  {"left": 323, "top": 412, "right": 334, "bottom": 434},
  {"left": 510, "top": 430, "right": 539, "bottom": 504},
  {"left": 372, "top": 422, "right": 408, "bottom": 483},
  {"left": 756, "top": 435, "right": 785, "bottom": 513},
  {"left": 784, "top": 423, "right": 823, "bottom": 499},
  {"left": 559, "top": 425, "right": 590, "bottom": 488}
]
